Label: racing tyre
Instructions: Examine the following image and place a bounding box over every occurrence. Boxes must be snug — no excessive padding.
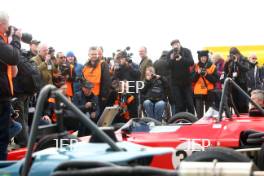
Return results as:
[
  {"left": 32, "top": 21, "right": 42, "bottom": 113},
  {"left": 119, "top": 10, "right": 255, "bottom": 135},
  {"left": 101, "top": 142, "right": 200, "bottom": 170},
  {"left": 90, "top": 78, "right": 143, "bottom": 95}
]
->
[
  {"left": 168, "top": 112, "right": 198, "bottom": 124},
  {"left": 184, "top": 147, "right": 250, "bottom": 162},
  {"left": 256, "top": 143, "right": 264, "bottom": 170}
]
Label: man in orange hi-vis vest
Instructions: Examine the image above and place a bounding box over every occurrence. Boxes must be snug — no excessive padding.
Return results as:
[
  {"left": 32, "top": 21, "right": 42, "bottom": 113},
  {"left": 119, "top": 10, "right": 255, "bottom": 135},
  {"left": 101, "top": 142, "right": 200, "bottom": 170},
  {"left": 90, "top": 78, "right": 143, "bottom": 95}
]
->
[
  {"left": 0, "top": 11, "right": 21, "bottom": 160},
  {"left": 82, "top": 46, "right": 111, "bottom": 114}
]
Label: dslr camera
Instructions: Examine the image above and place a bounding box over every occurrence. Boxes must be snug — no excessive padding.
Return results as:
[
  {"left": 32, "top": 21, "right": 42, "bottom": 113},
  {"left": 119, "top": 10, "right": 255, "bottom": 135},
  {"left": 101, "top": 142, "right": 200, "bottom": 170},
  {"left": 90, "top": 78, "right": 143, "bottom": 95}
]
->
[
  {"left": 6, "top": 26, "right": 32, "bottom": 44},
  {"left": 60, "top": 63, "right": 71, "bottom": 76},
  {"left": 90, "top": 102, "right": 97, "bottom": 112},
  {"left": 200, "top": 67, "right": 207, "bottom": 76},
  {"left": 151, "top": 73, "right": 158, "bottom": 79},
  {"left": 229, "top": 54, "right": 237, "bottom": 61},
  {"left": 173, "top": 47, "right": 181, "bottom": 59}
]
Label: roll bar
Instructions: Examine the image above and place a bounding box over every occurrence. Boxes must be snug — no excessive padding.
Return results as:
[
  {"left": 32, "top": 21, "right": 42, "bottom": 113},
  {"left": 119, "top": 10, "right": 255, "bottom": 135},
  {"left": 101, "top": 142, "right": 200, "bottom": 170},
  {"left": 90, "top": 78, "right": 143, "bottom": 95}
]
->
[{"left": 21, "top": 85, "right": 121, "bottom": 176}]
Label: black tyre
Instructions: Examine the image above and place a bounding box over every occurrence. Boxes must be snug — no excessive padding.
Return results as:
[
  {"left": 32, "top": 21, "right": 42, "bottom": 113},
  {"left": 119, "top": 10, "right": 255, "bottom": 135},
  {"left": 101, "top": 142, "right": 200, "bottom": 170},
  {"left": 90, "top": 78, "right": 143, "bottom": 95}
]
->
[
  {"left": 168, "top": 112, "right": 198, "bottom": 124},
  {"left": 185, "top": 147, "right": 250, "bottom": 162},
  {"left": 256, "top": 143, "right": 264, "bottom": 170}
]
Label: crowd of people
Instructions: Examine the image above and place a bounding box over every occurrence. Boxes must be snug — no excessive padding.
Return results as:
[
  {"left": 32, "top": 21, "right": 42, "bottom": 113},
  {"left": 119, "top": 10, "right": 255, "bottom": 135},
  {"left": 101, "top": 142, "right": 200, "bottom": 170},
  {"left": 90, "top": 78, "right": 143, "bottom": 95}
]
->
[{"left": 1, "top": 11, "right": 264, "bottom": 160}]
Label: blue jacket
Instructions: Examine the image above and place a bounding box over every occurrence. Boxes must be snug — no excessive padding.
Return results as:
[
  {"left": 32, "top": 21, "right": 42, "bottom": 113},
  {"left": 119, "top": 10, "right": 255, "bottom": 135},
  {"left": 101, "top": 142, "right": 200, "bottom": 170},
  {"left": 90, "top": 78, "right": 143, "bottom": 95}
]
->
[
  {"left": 73, "top": 63, "right": 83, "bottom": 93},
  {"left": 72, "top": 90, "right": 100, "bottom": 118}
]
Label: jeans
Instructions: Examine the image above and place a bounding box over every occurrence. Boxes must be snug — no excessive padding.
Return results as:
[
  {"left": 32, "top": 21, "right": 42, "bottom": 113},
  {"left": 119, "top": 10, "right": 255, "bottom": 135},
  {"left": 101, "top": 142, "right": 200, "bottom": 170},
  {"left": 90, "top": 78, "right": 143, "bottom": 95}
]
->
[
  {"left": 143, "top": 100, "right": 166, "bottom": 122},
  {"left": 0, "top": 101, "right": 11, "bottom": 160},
  {"left": 9, "top": 120, "right": 22, "bottom": 140},
  {"left": 14, "top": 96, "right": 29, "bottom": 147}
]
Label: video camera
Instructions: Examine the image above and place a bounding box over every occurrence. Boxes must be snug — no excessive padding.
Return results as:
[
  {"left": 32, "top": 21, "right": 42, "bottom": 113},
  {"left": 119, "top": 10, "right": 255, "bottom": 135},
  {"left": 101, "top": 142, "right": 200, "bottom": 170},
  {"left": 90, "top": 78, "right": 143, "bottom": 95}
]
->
[{"left": 6, "top": 26, "right": 32, "bottom": 44}]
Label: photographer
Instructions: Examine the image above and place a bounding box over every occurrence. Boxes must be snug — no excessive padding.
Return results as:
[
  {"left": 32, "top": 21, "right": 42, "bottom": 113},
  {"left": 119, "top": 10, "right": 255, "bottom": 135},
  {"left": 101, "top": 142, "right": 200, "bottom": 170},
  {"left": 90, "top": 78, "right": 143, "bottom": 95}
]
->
[
  {"left": 0, "top": 11, "right": 21, "bottom": 160},
  {"left": 167, "top": 39, "right": 195, "bottom": 115},
  {"left": 223, "top": 47, "right": 249, "bottom": 113},
  {"left": 52, "top": 52, "right": 67, "bottom": 88},
  {"left": 193, "top": 50, "right": 218, "bottom": 118},
  {"left": 112, "top": 50, "right": 140, "bottom": 89},
  {"left": 72, "top": 81, "right": 100, "bottom": 137},
  {"left": 141, "top": 66, "right": 171, "bottom": 122}
]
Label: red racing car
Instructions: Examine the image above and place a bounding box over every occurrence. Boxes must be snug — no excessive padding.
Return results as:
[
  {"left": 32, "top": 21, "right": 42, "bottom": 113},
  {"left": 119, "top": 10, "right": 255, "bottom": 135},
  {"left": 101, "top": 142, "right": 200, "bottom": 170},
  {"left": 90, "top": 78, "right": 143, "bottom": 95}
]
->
[{"left": 115, "top": 78, "right": 264, "bottom": 169}]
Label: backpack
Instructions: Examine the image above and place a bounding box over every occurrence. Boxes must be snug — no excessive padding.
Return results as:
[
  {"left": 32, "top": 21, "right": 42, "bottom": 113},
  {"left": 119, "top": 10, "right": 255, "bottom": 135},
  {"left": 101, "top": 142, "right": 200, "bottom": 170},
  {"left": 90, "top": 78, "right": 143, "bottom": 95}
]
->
[{"left": 13, "top": 55, "right": 44, "bottom": 95}]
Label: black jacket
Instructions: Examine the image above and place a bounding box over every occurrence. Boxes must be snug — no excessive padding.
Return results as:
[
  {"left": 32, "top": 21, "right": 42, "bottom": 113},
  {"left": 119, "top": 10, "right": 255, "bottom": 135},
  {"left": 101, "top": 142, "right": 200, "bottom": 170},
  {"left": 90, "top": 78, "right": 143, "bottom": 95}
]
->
[
  {"left": 224, "top": 56, "right": 249, "bottom": 85},
  {"left": 154, "top": 51, "right": 171, "bottom": 83},
  {"left": 72, "top": 91, "right": 100, "bottom": 117},
  {"left": 0, "top": 35, "right": 21, "bottom": 65},
  {"left": 113, "top": 62, "right": 140, "bottom": 93},
  {"left": 247, "top": 62, "right": 263, "bottom": 91},
  {"left": 113, "top": 62, "right": 140, "bottom": 82},
  {"left": 167, "top": 47, "right": 194, "bottom": 86},
  {"left": 141, "top": 76, "right": 172, "bottom": 102},
  {"left": 0, "top": 35, "right": 21, "bottom": 99}
]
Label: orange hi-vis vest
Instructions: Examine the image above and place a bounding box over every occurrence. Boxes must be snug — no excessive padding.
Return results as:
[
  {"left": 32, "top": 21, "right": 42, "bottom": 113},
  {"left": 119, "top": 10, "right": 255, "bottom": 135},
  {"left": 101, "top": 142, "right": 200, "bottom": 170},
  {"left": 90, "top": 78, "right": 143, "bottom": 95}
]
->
[
  {"left": 194, "top": 64, "right": 216, "bottom": 95},
  {"left": 82, "top": 61, "right": 102, "bottom": 96},
  {"left": 0, "top": 32, "right": 14, "bottom": 96},
  {"left": 66, "top": 64, "right": 74, "bottom": 97}
]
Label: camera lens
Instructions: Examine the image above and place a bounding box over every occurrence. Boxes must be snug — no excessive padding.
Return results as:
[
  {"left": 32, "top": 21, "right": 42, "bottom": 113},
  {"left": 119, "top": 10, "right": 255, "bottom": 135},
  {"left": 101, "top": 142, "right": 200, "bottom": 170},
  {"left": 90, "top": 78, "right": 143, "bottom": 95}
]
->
[{"left": 21, "top": 33, "right": 33, "bottom": 44}]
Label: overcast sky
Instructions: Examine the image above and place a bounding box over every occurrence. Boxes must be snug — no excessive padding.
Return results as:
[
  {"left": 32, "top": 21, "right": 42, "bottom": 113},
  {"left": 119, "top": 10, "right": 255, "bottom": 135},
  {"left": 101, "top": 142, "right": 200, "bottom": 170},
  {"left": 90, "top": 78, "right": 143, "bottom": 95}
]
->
[{"left": 2, "top": 0, "right": 264, "bottom": 64}]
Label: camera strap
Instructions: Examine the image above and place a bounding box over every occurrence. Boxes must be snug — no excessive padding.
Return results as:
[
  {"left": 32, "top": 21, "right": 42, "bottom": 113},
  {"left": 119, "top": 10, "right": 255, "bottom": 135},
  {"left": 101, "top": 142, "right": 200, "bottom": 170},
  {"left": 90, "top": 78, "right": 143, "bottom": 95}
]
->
[{"left": 201, "top": 76, "right": 208, "bottom": 91}]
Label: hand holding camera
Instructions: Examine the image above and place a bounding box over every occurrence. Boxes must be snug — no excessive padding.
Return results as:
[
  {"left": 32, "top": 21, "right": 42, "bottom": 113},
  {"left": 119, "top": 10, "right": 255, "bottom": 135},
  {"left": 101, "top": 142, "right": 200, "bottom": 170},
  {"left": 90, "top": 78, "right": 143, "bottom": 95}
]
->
[
  {"left": 85, "top": 102, "right": 92, "bottom": 109},
  {"left": 6, "top": 26, "right": 32, "bottom": 44},
  {"left": 173, "top": 48, "right": 182, "bottom": 61},
  {"left": 230, "top": 54, "right": 238, "bottom": 62},
  {"left": 85, "top": 102, "right": 96, "bottom": 112},
  {"left": 151, "top": 74, "right": 160, "bottom": 79},
  {"left": 198, "top": 68, "right": 207, "bottom": 76}
]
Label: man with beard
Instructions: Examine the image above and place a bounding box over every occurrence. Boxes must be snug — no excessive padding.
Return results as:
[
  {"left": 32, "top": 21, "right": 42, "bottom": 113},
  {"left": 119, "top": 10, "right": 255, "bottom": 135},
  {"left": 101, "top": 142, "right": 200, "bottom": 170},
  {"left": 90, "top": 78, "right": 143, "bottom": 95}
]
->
[{"left": 167, "top": 39, "right": 195, "bottom": 115}]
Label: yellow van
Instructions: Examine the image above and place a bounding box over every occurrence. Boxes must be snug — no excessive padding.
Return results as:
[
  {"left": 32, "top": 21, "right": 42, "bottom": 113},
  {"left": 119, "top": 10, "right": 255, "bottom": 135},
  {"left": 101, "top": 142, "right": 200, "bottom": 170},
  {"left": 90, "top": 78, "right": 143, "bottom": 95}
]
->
[{"left": 204, "top": 45, "right": 264, "bottom": 66}]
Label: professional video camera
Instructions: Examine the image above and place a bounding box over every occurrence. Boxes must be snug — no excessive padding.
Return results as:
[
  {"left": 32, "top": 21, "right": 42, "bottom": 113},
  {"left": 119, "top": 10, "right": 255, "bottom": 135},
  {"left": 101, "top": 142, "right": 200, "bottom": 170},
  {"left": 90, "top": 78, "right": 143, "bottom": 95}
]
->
[{"left": 6, "top": 26, "right": 32, "bottom": 44}]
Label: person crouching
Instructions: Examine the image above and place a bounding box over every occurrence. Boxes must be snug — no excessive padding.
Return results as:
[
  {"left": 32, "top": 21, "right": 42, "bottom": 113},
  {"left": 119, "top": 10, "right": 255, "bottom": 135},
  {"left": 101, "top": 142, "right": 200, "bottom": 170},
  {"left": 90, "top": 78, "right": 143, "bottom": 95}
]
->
[{"left": 72, "top": 81, "right": 100, "bottom": 137}]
